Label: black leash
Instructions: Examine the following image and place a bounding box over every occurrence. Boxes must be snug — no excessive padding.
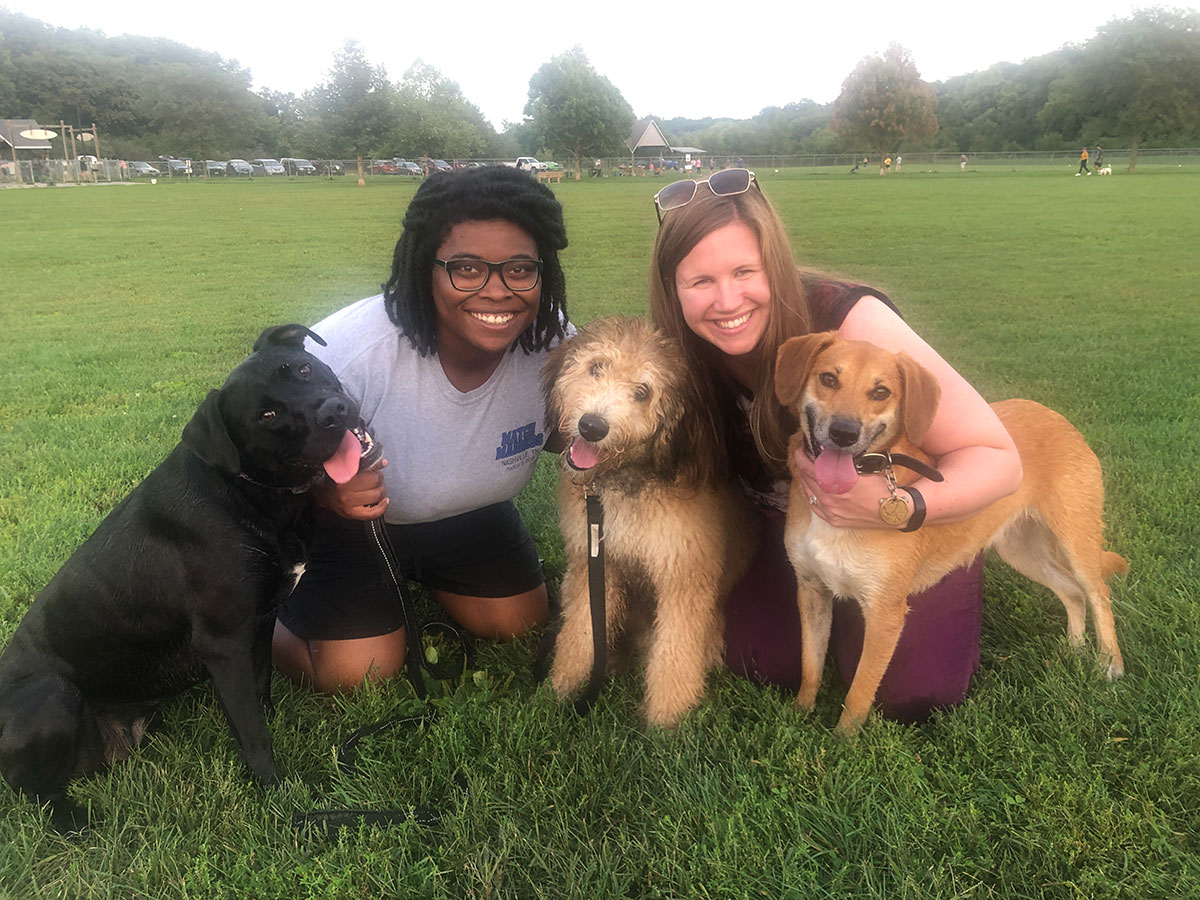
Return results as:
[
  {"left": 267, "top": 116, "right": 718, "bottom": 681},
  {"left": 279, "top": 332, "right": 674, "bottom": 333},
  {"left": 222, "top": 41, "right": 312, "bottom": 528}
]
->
[
  {"left": 363, "top": 518, "right": 476, "bottom": 699},
  {"left": 291, "top": 713, "right": 444, "bottom": 831},
  {"left": 293, "top": 429, "right": 474, "bottom": 833},
  {"left": 573, "top": 489, "right": 608, "bottom": 714}
]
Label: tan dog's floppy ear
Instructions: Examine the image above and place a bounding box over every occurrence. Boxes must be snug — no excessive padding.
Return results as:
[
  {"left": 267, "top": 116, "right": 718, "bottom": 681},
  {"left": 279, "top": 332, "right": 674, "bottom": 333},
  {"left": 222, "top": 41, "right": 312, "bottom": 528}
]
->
[
  {"left": 774, "top": 332, "right": 838, "bottom": 406},
  {"left": 895, "top": 352, "right": 941, "bottom": 444},
  {"left": 181, "top": 389, "right": 242, "bottom": 475}
]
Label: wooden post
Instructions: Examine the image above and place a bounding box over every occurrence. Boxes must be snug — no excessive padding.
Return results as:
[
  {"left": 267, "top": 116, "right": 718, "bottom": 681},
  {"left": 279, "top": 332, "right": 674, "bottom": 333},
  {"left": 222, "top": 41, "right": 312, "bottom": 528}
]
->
[
  {"left": 90, "top": 123, "right": 102, "bottom": 181},
  {"left": 6, "top": 121, "right": 21, "bottom": 186}
]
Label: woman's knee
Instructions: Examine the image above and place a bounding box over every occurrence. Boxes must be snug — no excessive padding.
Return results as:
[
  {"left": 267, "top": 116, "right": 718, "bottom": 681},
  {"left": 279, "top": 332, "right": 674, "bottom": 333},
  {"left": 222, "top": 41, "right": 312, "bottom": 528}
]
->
[
  {"left": 436, "top": 586, "right": 549, "bottom": 641},
  {"left": 272, "top": 622, "right": 407, "bottom": 693}
]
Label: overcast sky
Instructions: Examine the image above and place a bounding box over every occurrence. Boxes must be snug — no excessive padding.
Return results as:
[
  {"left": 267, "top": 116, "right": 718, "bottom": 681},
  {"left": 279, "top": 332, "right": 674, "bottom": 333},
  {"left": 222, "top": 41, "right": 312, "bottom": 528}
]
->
[{"left": 6, "top": 1, "right": 1182, "bottom": 129}]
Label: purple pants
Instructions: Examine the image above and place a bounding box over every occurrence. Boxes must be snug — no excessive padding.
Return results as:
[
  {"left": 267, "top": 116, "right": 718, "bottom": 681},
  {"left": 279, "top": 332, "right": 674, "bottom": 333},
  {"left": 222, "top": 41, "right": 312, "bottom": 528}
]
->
[{"left": 724, "top": 511, "right": 983, "bottom": 723}]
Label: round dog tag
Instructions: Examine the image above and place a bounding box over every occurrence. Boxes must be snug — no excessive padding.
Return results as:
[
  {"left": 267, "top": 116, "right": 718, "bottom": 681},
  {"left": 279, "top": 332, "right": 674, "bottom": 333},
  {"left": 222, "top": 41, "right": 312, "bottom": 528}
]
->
[{"left": 879, "top": 495, "right": 910, "bottom": 527}]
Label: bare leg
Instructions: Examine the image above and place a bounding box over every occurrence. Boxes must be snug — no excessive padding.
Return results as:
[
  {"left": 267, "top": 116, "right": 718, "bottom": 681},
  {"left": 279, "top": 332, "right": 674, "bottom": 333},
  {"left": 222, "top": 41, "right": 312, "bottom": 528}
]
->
[{"left": 271, "top": 620, "right": 406, "bottom": 693}]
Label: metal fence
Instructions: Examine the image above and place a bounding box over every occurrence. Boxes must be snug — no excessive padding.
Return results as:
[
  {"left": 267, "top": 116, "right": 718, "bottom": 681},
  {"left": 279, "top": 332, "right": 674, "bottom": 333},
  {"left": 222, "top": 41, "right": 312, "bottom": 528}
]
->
[{"left": 5, "top": 149, "right": 1199, "bottom": 185}]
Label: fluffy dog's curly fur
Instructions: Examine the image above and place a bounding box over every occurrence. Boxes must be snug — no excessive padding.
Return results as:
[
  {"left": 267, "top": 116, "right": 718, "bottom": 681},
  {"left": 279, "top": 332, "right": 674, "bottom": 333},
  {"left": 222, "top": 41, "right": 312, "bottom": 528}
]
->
[{"left": 543, "top": 317, "right": 756, "bottom": 726}]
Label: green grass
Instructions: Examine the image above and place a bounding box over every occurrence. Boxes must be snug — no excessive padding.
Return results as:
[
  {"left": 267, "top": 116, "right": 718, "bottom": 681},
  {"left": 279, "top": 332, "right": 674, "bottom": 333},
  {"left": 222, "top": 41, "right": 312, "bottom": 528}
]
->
[{"left": 2, "top": 169, "right": 1198, "bottom": 899}]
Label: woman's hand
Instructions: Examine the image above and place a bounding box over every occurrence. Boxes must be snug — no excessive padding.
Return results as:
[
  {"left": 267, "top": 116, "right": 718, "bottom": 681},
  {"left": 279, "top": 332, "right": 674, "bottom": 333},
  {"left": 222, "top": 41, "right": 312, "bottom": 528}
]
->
[
  {"left": 316, "top": 458, "right": 390, "bottom": 520},
  {"left": 791, "top": 451, "right": 907, "bottom": 530}
]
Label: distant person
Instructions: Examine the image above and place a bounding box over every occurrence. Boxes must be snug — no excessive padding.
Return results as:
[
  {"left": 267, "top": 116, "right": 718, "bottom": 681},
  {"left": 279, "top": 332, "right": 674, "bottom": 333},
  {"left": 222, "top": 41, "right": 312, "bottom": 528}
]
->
[
  {"left": 895, "top": 155, "right": 902, "bottom": 172},
  {"left": 881, "top": 156, "right": 892, "bottom": 175},
  {"left": 960, "top": 153, "right": 968, "bottom": 172},
  {"left": 1094, "top": 145, "right": 1104, "bottom": 168},
  {"left": 1078, "top": 148, "right": 1090, "bottom": 176}
]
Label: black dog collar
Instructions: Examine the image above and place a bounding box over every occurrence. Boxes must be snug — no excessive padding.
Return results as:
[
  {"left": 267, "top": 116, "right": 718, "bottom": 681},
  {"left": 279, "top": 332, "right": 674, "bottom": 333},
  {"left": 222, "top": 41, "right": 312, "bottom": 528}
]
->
[{"left": 237, "top": 471, "right": 323, "bottom": 494}]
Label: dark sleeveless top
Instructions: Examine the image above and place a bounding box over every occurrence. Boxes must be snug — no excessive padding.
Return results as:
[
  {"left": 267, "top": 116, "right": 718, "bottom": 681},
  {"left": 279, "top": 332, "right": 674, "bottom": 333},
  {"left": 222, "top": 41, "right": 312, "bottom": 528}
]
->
[{"left": 730, "top": 279, "right": 900, "bottom": 513}]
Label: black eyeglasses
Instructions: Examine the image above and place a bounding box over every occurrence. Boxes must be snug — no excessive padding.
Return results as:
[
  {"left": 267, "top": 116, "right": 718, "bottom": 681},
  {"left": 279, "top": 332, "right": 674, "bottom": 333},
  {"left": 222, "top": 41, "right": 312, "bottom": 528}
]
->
[
  {"left": 653, "top": 168, "right": 759, "bottom": 224},
  {"left": 433, "top": 257, "right": 544, "bottom": 292}
]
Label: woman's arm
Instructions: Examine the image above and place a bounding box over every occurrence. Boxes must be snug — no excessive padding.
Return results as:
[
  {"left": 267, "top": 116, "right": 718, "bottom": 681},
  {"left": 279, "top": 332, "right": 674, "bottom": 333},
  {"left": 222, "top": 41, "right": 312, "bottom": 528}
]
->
[{"left": 793, "top": 297, "right": 1023, "bottom": 530}]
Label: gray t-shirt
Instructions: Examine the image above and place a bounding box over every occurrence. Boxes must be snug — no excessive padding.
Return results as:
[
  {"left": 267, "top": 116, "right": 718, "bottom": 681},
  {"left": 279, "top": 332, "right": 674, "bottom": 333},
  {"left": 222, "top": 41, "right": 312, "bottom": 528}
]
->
[{"left": 308, "top": 294, "right": 559, "bottom": 525}]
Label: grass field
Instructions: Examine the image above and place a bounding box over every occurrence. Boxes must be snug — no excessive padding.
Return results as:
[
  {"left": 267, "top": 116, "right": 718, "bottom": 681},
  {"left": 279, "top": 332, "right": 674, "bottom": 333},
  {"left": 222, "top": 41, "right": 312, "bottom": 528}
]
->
[{"left": 1, "top": 168, "right": 1198, "bottom": 899}]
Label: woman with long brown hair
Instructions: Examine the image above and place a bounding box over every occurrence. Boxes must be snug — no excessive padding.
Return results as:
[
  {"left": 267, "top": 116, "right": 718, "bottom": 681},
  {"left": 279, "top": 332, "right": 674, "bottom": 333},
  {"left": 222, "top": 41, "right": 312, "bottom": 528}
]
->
[{"left": 650, "top": 169, "right": 1022, "bottom": 721}]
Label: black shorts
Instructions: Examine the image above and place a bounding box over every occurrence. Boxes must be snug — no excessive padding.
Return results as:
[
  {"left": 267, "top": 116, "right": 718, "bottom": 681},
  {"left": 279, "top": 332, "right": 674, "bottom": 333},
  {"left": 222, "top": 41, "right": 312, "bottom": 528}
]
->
[{"left": 277, "top": 502, "right": 544, "bottom": 640}]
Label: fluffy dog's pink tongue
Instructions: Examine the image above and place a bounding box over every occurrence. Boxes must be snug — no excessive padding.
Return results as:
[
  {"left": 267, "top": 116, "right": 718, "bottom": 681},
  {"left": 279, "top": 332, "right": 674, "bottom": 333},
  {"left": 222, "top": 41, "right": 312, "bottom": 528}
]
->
[
  {"left": 814, "top": 448, "right": 858, "bottom": 494},
  {"left": 323, "top": 429, "right": 363, "bottom": 484},
  {"left": 566, "top": 439, "right": 600, "bottom": 471}
]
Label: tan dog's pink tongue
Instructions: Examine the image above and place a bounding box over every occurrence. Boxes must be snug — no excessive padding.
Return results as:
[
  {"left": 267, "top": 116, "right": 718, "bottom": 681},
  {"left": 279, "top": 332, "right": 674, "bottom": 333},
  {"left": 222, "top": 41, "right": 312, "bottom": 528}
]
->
[
  {"left": 814, "top": 448, "right": 858, "bottom": 494},
  {"left": 323, "top": 430, "right": 363, "bottom": 484}
]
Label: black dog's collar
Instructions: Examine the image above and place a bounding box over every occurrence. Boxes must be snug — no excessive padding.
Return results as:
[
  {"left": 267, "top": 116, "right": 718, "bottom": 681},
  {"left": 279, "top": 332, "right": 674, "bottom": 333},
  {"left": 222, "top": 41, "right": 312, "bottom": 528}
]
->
[{"left": 237, "top": 471, "right": 324, "bottom": 494}]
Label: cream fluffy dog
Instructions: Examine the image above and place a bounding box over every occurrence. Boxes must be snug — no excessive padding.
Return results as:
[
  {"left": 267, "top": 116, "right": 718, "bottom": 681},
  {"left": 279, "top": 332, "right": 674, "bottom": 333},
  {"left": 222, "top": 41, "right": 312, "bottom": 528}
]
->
[
  {"left": 543, "top": 317, "right": 756, "bottom": 726},
  {"left": 774, "top": 333, "right": 1126, "bottom": 736}
]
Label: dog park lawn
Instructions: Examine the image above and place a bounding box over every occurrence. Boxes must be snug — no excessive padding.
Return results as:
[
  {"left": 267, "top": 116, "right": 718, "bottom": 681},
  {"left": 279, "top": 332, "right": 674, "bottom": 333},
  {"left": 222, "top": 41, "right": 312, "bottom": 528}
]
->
[{"left": 1, "top": 167, "right": 1198, "bottom": 898}]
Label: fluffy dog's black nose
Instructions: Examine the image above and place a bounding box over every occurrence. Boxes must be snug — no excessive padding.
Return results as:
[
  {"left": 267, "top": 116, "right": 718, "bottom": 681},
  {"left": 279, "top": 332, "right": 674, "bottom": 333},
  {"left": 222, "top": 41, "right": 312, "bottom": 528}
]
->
[
  {"left": 828, "top": 417, "right": 861, "bottom": 448},
  {"left": 316, "top": 396, "right": 350, "bottom": 429},
  {"left": 578, "top": 413, "right": 609, "bottom": 443}
]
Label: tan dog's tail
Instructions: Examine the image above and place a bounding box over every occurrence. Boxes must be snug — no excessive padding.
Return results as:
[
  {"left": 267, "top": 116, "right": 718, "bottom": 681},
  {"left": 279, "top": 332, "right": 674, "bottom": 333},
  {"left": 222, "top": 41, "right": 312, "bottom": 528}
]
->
[{"left": 1101, "top": 551, "right": 1129, "bottom": 580}]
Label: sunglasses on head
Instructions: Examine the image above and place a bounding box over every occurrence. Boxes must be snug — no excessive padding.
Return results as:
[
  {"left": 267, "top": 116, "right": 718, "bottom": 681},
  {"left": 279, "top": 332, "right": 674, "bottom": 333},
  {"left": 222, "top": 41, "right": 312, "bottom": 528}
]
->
[{"left": 653, "top": 168, "right": 759, "bottom": 224}]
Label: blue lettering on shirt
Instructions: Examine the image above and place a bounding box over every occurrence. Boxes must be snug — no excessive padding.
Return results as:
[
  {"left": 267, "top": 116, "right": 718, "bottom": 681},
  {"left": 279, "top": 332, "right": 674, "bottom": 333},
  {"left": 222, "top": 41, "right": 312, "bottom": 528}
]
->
[{"left": 495, "top": 422, "right": 545, "bottom": 460}]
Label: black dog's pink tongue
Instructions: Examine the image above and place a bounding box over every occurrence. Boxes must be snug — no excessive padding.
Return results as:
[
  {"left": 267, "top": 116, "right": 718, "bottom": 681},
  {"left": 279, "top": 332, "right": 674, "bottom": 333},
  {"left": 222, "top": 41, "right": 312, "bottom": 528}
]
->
[
  {"left": 566, "top": 439, "right": 600, "bottom": 471},
  {"left": 814, "top": 447, "right": 858, "bottom": 494},
  {"left": 323, "top": 430, "right": 363, "bottom": 484}
]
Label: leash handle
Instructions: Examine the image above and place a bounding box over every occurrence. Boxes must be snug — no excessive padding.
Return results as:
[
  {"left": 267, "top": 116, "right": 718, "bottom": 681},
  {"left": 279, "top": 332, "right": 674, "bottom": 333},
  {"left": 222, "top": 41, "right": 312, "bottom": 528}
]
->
[{"left": 574, "top": 491, "right": 607, "bottom": 714}]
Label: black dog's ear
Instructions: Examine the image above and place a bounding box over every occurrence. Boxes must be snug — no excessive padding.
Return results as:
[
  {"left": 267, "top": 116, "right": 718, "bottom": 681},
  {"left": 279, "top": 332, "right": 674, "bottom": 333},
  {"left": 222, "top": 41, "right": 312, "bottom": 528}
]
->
[
  {"left": 252, "top": 324, "right": 326, "bottom": 352},
  {"left": 181, "top": 389, "right": 242, "bottom": 475}
]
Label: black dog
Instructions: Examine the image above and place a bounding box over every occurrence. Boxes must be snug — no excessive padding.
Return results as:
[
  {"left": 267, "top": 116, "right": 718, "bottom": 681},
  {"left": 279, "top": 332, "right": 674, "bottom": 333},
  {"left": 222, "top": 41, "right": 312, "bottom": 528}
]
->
[{"left": 0, "top": 324, "right": 366, "bottom": 830}]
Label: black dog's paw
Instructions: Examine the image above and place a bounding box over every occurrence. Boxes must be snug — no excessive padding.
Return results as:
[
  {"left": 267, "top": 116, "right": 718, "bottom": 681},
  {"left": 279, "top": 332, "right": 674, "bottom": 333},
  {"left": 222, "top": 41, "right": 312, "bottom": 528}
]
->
[
  {"left": 46, "top": 796, "right": 98, "bottom": 837},
  {"left": 249, "top": 759, "right": 280, "bottom": 787}
]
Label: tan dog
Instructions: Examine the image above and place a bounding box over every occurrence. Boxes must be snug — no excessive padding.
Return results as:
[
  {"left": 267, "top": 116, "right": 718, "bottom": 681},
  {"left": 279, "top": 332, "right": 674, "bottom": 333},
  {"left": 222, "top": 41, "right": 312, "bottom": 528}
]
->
[
  {"left": 774, "top": 333, "right": 1126, "bottom": 736},
  {"left": 544, "top": 317, "right": 756, "bottom": 726}
]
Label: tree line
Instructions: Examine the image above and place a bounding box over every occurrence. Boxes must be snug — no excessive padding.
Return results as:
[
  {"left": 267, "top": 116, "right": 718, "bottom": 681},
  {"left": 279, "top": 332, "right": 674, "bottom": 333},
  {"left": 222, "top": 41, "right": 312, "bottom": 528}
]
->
[{"left": 2, "top": 8, "right": 1197, "bottom": 171}]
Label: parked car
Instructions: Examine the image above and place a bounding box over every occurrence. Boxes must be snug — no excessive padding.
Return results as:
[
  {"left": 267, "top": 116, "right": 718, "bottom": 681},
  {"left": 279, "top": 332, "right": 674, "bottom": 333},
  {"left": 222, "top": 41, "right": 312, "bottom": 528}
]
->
[
  {"left": 510, "top": 157, "right": 548, "bottom": 171},
  {"left": 310, "top": 159, "right": 345, "bottom": 176},
  {"left": 128, "top": 161, "right": 160, "bottom": 177},
  {"left": 226, "top": 159, "right": 254, "bottom": 177},
  {"left": 398, "top": 160, "right": 423, "bottom": 176},
  {"left": 250, "top": 158, "right": 286, "bottom": 176},
  {"left": 281, "top": 157, "right": 317, "bottom": 176},
  {"left": 165, "top": 159, "right": 191, "bottom": 177},
  {"left": 203, "top": 160, "right": 227, "bottom": 177},
  {"left": 427, "top": 158, "right": 452, "bottom": 173}
]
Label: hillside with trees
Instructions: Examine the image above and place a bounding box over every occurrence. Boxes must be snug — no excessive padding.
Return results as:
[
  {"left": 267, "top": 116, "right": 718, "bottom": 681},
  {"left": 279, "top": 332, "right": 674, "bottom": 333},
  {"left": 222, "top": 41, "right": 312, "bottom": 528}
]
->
[{"left": 2, "top": 7, "right": 1198, "bottom": 162}]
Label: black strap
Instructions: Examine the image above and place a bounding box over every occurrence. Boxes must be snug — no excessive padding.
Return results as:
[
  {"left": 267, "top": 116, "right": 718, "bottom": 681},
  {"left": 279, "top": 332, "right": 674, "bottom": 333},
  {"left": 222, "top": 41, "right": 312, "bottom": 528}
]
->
[
  {"left": 898, "top": 486, "right": 927, "bottom": 532},
  {"left": 573, "top": 492, "right": 607, "bottom": 714},
  {"left": 855, "top": 451, "right": 945, "bottom": 483},
  {"left": 365, "top": 518, "right": 430, "bottom": 699},
  {"left": 292, "top": 521, "right": 474, "bottom": 833}
]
